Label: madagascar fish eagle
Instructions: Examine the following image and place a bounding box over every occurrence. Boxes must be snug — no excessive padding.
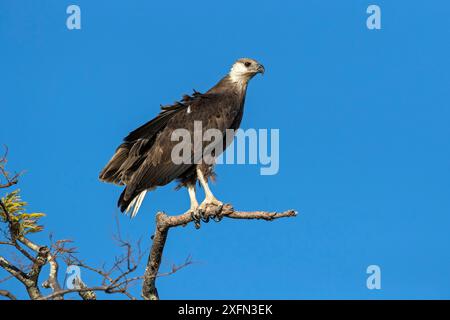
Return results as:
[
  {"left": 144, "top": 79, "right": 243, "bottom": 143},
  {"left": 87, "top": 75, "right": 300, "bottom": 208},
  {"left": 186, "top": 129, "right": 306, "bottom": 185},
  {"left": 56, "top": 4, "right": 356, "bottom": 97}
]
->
[{"left": 99, "top": 58, "right": 265, "bottom": 218}]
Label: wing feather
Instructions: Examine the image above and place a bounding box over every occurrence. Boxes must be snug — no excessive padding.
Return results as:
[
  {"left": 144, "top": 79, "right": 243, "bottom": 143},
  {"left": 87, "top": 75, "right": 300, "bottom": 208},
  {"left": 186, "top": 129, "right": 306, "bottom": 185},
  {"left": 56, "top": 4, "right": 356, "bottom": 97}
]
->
[
  {"left": 99, "top": 100, "right": 188, "bottom": 184},
  {"left": 119, "top": 92, "right": 241, "bottom": 207},
  {"left": 102, "top": 87, "right": 245, "bottom": 213}
]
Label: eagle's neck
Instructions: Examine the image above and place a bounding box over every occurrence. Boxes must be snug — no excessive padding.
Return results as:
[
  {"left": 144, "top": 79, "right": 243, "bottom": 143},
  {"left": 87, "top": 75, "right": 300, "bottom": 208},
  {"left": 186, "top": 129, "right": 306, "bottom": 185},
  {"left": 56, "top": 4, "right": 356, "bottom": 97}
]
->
[{"left": 207, "top": 75, "right": 248, "bottom": 98}]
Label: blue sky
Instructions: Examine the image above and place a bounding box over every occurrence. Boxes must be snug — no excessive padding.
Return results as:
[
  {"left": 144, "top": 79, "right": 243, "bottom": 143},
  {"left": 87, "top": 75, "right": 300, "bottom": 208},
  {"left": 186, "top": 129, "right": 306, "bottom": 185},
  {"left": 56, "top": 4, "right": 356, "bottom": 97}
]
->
[{"left": 1, "top": 0, "right": 450, "bottom": 299}]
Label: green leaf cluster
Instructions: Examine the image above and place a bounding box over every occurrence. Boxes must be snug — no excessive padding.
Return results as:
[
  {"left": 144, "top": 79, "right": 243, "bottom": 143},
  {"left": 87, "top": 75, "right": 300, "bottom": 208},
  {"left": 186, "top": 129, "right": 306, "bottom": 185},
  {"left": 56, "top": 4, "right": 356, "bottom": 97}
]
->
[{"left": 0, "top": 189, "right": 45, "bottom": 236}]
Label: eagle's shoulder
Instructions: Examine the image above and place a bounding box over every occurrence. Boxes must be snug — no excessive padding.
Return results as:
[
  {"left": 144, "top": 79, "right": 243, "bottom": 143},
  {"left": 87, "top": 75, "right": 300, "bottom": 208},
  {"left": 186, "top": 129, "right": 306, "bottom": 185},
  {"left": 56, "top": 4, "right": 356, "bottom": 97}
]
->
[{"left": 124, "top": 90, "right": 209, "bottom": 143}]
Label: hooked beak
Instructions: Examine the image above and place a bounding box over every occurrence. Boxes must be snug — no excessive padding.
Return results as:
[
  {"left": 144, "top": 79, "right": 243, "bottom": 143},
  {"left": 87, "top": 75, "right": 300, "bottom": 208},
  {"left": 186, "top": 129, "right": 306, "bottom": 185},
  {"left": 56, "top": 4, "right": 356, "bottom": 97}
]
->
[{"left": 256, "top": 63, "right": 265, "bottom": 75}]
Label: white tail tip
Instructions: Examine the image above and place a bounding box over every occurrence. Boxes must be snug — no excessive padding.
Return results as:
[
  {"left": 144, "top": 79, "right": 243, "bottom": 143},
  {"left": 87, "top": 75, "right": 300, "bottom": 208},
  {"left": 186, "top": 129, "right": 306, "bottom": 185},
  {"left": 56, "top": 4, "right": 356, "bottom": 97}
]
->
[{"left": 125, "top": 190, "right": 147, "bottom": 218}]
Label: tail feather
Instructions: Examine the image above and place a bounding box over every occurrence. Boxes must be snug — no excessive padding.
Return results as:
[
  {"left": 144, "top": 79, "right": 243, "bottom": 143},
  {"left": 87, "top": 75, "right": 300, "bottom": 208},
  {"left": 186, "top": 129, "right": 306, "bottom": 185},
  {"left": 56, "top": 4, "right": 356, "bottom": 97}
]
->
[
  {"left": 99, "top": 144, "right": 133, "bottom": 186},
  {"left": 129, "top": 190, "right": 147, "bottom": 218},
  {"left": 118, "top": 188, "right": 148, "bottom": 218}
]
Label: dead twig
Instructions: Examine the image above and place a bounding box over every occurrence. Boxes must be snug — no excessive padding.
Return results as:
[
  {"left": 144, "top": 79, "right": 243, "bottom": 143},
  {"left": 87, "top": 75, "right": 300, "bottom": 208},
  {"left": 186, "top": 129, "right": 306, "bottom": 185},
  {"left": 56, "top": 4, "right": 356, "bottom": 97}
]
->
[{"left": 0, "top": 289, "right": 16, "bottom": 300}]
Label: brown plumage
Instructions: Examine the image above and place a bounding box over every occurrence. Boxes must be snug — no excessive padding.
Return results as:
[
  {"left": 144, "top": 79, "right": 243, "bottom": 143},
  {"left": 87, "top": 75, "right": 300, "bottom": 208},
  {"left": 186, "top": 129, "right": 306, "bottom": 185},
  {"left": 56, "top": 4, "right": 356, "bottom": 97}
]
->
[{"left": 99, "top": 58, "right": 264, "bottom": 217}]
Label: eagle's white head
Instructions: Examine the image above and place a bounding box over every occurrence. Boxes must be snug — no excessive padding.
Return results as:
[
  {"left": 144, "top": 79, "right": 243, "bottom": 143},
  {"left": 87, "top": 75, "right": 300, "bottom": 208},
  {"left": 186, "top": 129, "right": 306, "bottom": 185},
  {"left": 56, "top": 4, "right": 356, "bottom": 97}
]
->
[{"left": 229, "top": 58, "right": 265, "bottom": 84}]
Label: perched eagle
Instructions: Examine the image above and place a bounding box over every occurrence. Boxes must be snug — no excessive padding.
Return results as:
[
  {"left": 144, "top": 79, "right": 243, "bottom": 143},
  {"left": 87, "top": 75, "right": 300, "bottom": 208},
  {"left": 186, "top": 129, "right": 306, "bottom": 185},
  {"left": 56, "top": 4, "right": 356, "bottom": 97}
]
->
[{"left": 99, "top": 58, "right": 265, "bottom": 218}]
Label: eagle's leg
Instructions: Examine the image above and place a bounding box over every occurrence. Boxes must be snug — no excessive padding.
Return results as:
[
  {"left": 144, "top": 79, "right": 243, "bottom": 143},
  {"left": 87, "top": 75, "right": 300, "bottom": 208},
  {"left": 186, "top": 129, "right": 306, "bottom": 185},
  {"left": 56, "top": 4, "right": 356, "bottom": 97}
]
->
[
  {"left": 186, "top": 184, "right": 203, "bottom": 227},
  {"left": 187, "top": 184, "right": 199, "bottom": 211},
  {"left": 196, "top": 167, "right": 223, "bottom": 220}
]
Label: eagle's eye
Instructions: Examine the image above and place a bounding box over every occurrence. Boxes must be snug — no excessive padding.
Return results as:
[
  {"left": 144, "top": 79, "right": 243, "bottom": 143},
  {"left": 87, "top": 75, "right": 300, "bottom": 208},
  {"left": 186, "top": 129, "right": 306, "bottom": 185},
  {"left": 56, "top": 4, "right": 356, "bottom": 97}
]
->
[{"left": 244, "top": 61, "right": 251, "bottom": 67}]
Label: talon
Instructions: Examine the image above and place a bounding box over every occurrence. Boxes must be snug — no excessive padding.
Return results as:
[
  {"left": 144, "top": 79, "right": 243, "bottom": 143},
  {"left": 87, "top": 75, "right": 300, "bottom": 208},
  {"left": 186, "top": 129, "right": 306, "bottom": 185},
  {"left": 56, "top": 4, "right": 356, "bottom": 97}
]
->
[
  {"left": 214, "top": 205, "right": 223, "bottom": 222},
  {"left": 211, "top": 204, "right": 223, "bottom": 222},
  {"left": 190, "top": 208, "right": 201, "bottom": 228},
  {"left": 196, "top": 199, "right": 224, "bottom": 223},
  {"left": 193, "top": 205, "right": 209, "bottom": 223},
  {"left": 200, "top": 210, "right": 210, "bottom": 223}
]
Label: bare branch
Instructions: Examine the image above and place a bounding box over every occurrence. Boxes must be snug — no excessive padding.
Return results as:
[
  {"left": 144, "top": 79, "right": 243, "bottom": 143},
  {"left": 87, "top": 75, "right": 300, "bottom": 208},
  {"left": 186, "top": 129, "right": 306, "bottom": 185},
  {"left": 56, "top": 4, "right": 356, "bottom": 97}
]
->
[
  {"left": 0, "top": 289, "right": 17, "bottom": 300},
  {"left": 0, "top": 256, "right": 29, "bottom": 284},
  {"left": 157, "top": 255, "right": 193, "bottom": 278},
  {"left": 39, "top": 286, "right": 106, "bottom": 300},
  {"left": 0, "top": 255, "right": 41, "bottom": 299},
  {"left": 0, "top": 275, "right": 14, "bottom": 284},
  {"left": 28, "top": 246, "right": 49, "bottom": 282},
  {"left": 73, "top": 276, "right": 97, "bottom": 300},
  {"left": 41, "top": 253, "right": 63, "bottom": 300},
  {"left": 142, "top": 204, "right": 297, "bottom": 300},
  {"left": 0, "top": 146, "right": 21, "bottom": 189},
  {"left": 57, "top": 218, "right": 148, "bottom": 300}
]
